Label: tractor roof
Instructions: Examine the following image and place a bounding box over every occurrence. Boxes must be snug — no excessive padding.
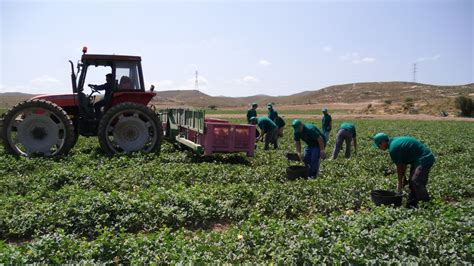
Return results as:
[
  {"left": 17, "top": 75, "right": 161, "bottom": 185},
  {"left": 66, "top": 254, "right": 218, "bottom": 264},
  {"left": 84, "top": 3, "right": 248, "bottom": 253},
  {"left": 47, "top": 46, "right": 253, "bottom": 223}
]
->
[{"left": 81, "top": 54, "right": 141, "bottom": 65}]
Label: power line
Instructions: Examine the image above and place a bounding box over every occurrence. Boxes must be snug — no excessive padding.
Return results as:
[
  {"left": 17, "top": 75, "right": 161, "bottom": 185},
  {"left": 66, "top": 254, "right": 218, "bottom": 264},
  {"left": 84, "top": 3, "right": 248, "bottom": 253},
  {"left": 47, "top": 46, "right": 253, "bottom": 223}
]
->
[
  {"left": 195, "top": 70, "right": 200, "bottom": 91},
  {"left": 412, "top": 63, "right": 417, "bottom": 83}
]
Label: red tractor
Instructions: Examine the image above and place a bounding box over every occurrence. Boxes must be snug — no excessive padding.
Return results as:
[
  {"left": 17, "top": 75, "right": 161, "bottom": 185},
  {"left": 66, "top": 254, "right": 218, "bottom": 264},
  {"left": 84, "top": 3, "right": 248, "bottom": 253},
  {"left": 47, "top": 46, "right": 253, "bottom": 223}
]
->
[{"left": 0, "top": 47, "right": 162, "bottom": 157}]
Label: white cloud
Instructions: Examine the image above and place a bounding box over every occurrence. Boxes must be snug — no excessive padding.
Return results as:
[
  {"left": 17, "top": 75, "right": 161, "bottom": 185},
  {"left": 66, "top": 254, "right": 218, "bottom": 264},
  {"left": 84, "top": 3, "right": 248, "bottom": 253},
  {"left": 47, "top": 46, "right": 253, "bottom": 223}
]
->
[
  {"left": 145, "top": 80, "right": 174, "bottom": 91},
  {"left": 151, "top": 75, "right": 210, "bottom": 92},
  {"left": 323, "top": 46, "right": 333, "bottom": 52},
  {"left": 416, "top": 54, "right": 441, "bottom": 62},
  {"left": 243, "top": 76, "right": 259, "bottom": 82},
  {"left": 158, "top": 80, "right": 174, "bottom": 87},
  {"left": 340, "top": 52, "right": 359, "bottom": 61},
  {"left": 259, "top": 59, "right": 271, "bottom": 66},
  {"left": 341, "top": 52, "right": 376, "bottom": 64},
  {"left": 225, "top": 75, "right": 260, "bottom": 85},
  {"left": 187, "top": 75, "right": 208, "bottom": 85},
  {"left": 199, "top": 38, "right": 218, "bottom": 48},
  {"left": 30, "top": 75, "right": 63, "bottom": 88},
  {"left": 361, "top": 57, "right": 376, "bottom": 63},
  {"left": 0, "top": 75, "right": 68, "bottom": 94}
]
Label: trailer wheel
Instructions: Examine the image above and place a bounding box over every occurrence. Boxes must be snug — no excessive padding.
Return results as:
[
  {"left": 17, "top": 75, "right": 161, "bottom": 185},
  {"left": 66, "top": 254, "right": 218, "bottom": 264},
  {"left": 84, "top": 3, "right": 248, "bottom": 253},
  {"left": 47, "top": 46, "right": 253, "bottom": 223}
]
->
[
  {"left": 1, "top": 99, "right": 75, "bottom": 157},
  {"left": 98, "top": 102, "right": 162, "bottom": 155}
]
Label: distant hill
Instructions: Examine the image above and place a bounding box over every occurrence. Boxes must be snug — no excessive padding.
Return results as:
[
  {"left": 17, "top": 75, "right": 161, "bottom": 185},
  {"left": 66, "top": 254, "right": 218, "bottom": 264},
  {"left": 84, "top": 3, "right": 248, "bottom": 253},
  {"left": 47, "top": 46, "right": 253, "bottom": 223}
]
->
[
  {"left": 152, "top": 82, "right": 474, "bottom": 108},
  {"left": 278, "top": 82, "right": 474, "bottom": 105},
  {"left": 1, "top": 82, "right": 473, "bottom": 111},
  {"left": 153, "top": 90, "right": 242, "bottom": 107},
  {"left": 0, "top": 92, "right": 37, "bottom": 109}
]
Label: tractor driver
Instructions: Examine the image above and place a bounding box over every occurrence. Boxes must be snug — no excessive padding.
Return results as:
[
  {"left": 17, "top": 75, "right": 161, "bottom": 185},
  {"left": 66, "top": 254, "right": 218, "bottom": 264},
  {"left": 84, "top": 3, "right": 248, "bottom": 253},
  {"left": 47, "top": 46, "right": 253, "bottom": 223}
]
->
[{"left": 90, "top": 73, "right": 114, "bottom": 118}]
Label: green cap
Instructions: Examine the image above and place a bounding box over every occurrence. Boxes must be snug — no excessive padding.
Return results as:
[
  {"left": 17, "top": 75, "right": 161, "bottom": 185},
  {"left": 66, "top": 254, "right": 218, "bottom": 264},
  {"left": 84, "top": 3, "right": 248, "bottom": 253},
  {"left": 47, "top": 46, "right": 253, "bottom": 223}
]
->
[
  {"left": 292, "top": 119, "right": 302, "bottom": 128},
  {"left": 267, "top": 103, "right": 273, "bottom": 108},
  {"left": 373, "top": 132, "right": 389, "bottom": 148},
  {"left": 251, "top": 102, "right": 258, "bottom": 107},
  {"left": 249, "top": 117, "right": 258, "bottom": 123},
  {"left": 322, "top": 108, "right": 328, "bottom": 112}
]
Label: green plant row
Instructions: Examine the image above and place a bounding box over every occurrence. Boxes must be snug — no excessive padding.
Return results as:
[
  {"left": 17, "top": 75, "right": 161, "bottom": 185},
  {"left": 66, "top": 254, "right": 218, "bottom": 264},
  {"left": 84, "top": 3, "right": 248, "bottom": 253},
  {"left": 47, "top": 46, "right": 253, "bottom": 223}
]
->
[
  {"left": 0, "top": 119, "right": 473, "bottom": 263},
  {"left": 1, "top": 199, "right": 471, "bottom": 264}
]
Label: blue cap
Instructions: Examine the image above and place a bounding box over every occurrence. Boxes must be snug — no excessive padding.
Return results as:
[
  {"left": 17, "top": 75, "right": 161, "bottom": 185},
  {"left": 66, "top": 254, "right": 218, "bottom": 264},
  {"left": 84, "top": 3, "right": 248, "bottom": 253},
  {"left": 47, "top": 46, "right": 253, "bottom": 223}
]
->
[{"left": 373, "top": 132, "right": 389, "bottom": 148}]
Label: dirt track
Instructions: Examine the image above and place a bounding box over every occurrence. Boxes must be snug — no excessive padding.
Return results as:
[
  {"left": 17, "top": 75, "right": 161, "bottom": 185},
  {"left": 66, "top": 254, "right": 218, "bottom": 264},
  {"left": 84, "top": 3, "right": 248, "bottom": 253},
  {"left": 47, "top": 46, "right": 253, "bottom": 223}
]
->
[{"left": 207, "top": 113, "right": 474, "bottom": 122}]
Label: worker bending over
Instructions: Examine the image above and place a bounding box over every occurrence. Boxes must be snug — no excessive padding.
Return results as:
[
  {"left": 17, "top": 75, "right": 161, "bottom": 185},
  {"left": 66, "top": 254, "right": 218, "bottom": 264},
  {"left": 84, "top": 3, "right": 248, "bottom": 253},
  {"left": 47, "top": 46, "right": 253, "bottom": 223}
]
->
[
  {"left": 373, "top": 133, "right": 435, "bottom": 208},
  {"left": 292, "top": 119, "right": 326, "bottom": 178}
]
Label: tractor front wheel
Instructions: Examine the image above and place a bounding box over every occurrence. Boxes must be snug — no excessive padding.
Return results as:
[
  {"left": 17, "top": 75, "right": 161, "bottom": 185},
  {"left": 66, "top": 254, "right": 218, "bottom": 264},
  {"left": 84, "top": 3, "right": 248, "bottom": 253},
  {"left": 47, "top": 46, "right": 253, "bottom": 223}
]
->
[
  {"left": 1, "top": 99, "right": 75, "bottom": 157},
  {"left": 98, "top": 103, "right": 162, "bottom": 155}
]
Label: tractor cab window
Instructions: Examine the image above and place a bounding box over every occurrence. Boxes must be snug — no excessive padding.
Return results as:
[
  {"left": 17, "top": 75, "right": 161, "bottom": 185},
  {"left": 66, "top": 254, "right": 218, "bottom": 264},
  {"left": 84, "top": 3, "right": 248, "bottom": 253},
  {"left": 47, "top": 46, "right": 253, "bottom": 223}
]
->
[
  {"left": 83, "top": 65, "right": 113, "bottom": 97},
  {"left": 115, "top": 62, "right": 142, "bottom": 91}
]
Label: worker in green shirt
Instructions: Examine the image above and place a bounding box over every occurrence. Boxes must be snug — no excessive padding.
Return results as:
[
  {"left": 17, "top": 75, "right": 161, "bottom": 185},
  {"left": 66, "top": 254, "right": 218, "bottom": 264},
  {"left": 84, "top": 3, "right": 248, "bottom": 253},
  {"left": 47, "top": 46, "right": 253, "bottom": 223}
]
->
[
  {"left": 332, "top": 122, "right": 357, "bottom": 159},
  {"left": 321, "top": 108, "right": 332, "bottom": 141},
  {"left": 267, "top": 103, "right": 285, "bottom": 138},
  {"left": 267, "top": 103, "right": 278, "bottom": 122},
  {"left": 250, "top": 117, "right": 278, "bottom": 150},
  {"left": 246, "top": 103, "right": 258, "bottom": 124},
  {"left": 292, "top": 119, "right": 326, "bottom": 178},
  {"left": 373, "top": 133, "right": 435, "bottom": 208},
  {"left": 247, "top": 103, "right": 260, "bottom": 138}
]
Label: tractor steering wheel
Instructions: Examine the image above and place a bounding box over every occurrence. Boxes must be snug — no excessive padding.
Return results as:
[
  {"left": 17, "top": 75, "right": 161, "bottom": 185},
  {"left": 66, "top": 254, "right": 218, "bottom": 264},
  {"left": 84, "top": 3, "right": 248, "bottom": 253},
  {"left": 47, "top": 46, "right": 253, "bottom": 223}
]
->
[{"left": 87, "top": 84, "right": 102, "bottom": 98}]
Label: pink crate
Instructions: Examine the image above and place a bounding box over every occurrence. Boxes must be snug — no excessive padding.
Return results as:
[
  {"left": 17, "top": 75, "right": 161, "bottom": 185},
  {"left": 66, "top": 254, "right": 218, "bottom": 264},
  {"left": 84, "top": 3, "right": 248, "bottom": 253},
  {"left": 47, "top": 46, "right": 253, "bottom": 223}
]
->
[{"left": 203, "top": 122, "right": 256, "bottom": 156}]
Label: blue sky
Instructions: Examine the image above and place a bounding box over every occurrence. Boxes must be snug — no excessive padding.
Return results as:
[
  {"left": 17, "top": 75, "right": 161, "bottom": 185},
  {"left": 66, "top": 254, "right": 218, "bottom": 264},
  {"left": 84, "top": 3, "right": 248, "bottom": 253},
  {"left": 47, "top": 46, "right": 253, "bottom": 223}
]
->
[{"left": 1, "top": 0, "right": 473, "bottom": 96}]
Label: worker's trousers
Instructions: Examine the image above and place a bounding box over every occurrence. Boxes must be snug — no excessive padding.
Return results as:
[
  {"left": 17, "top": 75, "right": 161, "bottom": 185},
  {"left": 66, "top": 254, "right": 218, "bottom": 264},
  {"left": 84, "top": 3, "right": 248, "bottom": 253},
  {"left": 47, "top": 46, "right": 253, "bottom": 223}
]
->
[
  {"left": 323, "top": 130, "right": 330, "bottom": 143},
  {"left": 407, "top": 164, "right": 432, "bottom": 208},
  {"left": 303, "top": 146, "right": 321, "bottom": 178},
  {"left": 264, "top": 128, "right": 278, "bottom": 150},
  {"left": 332, "top": 129, "right": 353, "bottom": 159}
]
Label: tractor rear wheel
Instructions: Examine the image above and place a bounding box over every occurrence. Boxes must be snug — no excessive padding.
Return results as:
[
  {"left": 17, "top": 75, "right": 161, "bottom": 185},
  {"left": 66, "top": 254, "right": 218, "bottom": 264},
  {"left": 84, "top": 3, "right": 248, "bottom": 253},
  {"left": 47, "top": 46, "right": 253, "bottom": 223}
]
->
[
  {"left": 97, "top": 102, "right": 162, "bottom": 155},
  {"left": 1, "top": 99, "right": 75, "bottom": 157}
]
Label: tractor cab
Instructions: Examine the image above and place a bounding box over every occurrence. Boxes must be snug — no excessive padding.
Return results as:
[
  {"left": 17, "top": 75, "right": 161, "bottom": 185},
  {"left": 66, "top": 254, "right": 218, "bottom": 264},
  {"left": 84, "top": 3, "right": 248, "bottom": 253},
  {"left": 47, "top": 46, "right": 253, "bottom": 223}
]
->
[
  {"left": 73, "top": 48, "right": 147, "bottom": 118},
  {"left": 66, "top": 47, "right": 156, "bottom": 136}
]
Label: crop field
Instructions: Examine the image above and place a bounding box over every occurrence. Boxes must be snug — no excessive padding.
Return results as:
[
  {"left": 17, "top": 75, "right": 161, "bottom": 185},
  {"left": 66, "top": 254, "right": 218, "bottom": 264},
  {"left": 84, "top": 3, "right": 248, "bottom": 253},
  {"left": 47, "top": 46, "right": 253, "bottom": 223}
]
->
[{"left": 0, "top": 118, "right": 473, "bottom": 263}]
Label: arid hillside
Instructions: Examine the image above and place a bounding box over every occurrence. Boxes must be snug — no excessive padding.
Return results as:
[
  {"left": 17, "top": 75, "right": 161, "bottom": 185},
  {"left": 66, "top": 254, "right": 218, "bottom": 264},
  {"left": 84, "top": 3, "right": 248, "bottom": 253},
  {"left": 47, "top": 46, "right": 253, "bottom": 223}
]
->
[{"left": 1, "top": 82, "right": 473, "bottom": 115}]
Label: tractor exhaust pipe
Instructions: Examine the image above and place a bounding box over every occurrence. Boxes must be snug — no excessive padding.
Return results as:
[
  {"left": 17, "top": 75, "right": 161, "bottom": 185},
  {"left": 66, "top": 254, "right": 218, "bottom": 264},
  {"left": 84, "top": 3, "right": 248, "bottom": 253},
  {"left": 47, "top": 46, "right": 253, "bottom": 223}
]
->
[{"left": 69, "top": 60, "right": 77, "bottom": 93}]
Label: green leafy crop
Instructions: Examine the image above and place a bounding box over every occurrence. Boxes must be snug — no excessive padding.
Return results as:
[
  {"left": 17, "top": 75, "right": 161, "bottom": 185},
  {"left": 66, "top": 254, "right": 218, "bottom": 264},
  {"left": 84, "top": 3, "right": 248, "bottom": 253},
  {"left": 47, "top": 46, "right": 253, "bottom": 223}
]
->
[{"left": 0, "top": 119, "right": 473, "bottom": 263}]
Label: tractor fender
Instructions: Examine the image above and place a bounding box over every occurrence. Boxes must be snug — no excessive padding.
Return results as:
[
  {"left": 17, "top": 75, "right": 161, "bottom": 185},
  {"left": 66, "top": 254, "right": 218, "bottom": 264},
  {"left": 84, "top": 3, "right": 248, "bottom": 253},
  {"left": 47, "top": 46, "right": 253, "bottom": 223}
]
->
[
  {"left": 32, "top": 94, "right": 80, "bottom": 108},
  {"left": 108, "top": 91, "right": 156, "bottom": 108}
]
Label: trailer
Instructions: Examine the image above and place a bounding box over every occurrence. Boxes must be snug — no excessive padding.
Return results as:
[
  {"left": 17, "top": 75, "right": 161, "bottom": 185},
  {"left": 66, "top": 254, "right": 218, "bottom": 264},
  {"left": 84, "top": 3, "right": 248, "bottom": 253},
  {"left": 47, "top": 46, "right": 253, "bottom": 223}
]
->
[{"left": 160, "top": 108, "right": 256, "bottom": 156}]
